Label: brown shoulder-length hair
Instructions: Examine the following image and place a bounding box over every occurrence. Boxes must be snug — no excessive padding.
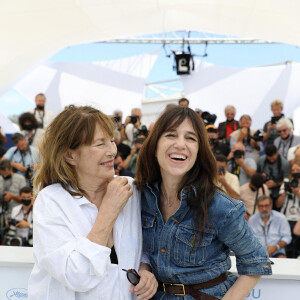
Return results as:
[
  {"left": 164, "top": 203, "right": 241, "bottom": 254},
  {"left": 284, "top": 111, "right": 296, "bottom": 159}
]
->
[
  {"left": 135, "top": 106, "right": 218, "bottom": 236},
  {"left": 33, "top": 105, "right": 114, "bottom": 197}
]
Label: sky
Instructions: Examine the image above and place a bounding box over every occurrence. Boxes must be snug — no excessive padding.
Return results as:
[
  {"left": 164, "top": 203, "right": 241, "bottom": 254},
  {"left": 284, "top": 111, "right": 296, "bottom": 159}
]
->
[{"left": 1, "top": 31, "right": 300, "bottom": 131}]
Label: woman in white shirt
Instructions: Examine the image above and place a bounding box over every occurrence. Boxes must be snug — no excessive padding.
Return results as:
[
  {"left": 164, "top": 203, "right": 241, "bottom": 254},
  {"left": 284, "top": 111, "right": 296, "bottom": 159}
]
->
[{"left": 28, "top": 105, "right": 157, "bottom": 300}]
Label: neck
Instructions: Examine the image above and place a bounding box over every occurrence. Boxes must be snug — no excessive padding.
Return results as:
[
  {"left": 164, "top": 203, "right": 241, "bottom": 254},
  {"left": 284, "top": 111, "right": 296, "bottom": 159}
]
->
[
  {"left": 78, "top": 177, "right": 109, "bottom": 208},
  {"left": 23, "top": 204, "right": 32, "bottom": 212},
  {"left": 262, "top": 216, "right": 270, "bottom": 226},
  {"left": 160, "top": 174, "right": 181, "bottom": 202}
]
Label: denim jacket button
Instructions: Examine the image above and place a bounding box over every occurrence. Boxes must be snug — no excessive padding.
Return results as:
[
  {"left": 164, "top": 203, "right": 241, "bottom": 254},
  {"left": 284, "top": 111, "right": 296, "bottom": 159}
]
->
[{"left": 160, "top": 248, "right": 170, "bottom": 254}]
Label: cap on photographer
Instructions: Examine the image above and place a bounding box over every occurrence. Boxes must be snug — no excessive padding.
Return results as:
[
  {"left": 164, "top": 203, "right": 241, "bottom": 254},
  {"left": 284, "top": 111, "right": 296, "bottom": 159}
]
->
[
  {"left": 227, "top": 142, "right": 257, "bottom": 186},
  {"left": 257, "top": 144, "right": 290, "bottom": 203},
  {"left": 215, "top": 154, "right": 240, "bottom": 199}
]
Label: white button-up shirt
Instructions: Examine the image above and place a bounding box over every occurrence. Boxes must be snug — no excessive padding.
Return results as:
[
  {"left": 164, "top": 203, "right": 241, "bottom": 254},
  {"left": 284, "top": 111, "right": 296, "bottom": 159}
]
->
[{"left": 28, "top": 178, "right": 142, "bottom": 300}]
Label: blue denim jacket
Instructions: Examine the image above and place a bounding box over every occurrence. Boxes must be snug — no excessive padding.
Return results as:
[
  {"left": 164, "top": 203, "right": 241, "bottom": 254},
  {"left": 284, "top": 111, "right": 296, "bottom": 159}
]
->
[{"left": 141, "top": 184, "right": 272, "bottom": 299}]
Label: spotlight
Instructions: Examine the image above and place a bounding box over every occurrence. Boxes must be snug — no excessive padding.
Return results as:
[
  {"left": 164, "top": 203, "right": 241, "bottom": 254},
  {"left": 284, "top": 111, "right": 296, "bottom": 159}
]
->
[{"left": 174, "top": 51, "right": 194, "bottom": 75}]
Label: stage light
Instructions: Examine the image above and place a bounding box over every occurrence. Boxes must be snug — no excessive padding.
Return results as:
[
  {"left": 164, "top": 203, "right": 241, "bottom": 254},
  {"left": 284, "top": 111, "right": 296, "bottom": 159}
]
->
[{"left": 174, "top": 51, "right": 194, "bottom": 75}]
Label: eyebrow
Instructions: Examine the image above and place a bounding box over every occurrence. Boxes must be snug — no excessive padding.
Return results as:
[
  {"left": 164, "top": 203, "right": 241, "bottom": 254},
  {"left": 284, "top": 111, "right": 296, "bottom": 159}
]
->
[{"left": 166, "top": 129, "right": 197, "bottom": 136}]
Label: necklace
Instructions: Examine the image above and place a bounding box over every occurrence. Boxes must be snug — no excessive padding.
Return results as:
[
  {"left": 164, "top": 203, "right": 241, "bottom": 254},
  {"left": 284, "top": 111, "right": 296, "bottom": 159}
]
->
[{"left": 161, "top": 186, "right": 174, "bottom": 207}]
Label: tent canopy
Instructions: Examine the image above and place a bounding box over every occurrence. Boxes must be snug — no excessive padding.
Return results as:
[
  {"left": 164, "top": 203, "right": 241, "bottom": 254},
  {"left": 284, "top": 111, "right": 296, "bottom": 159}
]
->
[{"left": 1, "top": 0, "right": 300, "bottom": 94}]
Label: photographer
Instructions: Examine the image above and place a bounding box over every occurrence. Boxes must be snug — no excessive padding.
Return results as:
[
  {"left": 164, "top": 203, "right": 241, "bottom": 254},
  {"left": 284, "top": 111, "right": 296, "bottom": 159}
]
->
[
  {"left": 240, "top": 173, "right": 270, "bottom": 218},
  {"left": 5, "top": 186, "right": 33, "bottom": 246},
  {"left": 121, "top": 108, "right": 144, "bottom": 147},
  {"left": 19, "top": 112, "right": 45, "bottom": 148},
  {"left": 216, "top": 154, "right": 240, "bottom": 199},
  {"left": 274, "top": 118, "right": 300, "bottom": 160},
  {"left": 0, "top": 159, "right": 26, "bottom": 216},
  {"left": 276, "top": 159, "right": 300, "bottom": 257},
  {"left": 227, "top": 142, "right": 257, "bottom": 186},
  {"left": 112, "top": 109, "right": 123, "bottom": 131},
  {"left": 217, "top": 105, "right": 240, "bottom": 143},
  {"left": 262, "top": 99, "right": 285, "bottom": 144},
  {"left": 230, "top": 115, "right": 262, "bottom": 161},
  {"left": 257, "top": 144, "right": 290, "bottom": 204},
  {"left": 2, "top": 132, "right": 39, "bottom": 186},
  {"left": 206, "top": 125, "right": 230, "bottom": 157}
]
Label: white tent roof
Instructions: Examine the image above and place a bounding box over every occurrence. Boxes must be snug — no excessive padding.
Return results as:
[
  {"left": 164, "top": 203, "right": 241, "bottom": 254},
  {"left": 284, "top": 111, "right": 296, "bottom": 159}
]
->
[{"left": 1, "top": 0, "right": 300, "bottom": 94}]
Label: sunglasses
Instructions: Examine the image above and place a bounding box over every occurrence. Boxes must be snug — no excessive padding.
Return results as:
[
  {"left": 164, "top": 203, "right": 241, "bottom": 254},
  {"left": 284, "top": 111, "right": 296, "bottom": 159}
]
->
[
  {"left": 122, "top": 269, "right": 140, "bottom": 286},
  {"left": 278, "top": 128, "right": 288, "bottom": 133}
]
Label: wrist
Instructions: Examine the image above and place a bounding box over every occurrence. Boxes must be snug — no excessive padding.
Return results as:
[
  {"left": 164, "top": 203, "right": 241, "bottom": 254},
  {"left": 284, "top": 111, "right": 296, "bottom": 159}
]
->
[{"left": 275, "top": 244, "right": 281, "bottom": 251}]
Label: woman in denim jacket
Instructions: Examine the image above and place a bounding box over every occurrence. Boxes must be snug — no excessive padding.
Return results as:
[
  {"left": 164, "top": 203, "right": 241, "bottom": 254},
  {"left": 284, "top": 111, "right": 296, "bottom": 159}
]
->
[{"left": 135, "top": 106, "right": 272, "bottom": 300}]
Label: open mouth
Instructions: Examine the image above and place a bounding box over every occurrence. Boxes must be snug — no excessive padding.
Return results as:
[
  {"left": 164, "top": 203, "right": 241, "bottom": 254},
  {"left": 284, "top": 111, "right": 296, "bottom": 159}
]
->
[
  {"left": 169, "top": 154, "right": 187, "bottom": 161},
  {"left": 100, "top": 160, "right": 114, "bottom": 166}
]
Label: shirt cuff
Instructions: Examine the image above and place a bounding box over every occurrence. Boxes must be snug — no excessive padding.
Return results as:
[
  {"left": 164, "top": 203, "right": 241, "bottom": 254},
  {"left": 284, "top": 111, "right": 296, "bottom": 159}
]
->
[{"left": 75, "top": 237, "right": 111, "bottom": 276}]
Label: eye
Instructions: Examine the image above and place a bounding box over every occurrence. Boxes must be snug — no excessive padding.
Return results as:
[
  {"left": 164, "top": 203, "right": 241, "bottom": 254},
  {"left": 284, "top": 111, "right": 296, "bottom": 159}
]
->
[
  {"left": 186, "top": 136, "right": 197, "bottom": 141},
  {"left": 96, "top": 143, "right": 104, "bottom": 147},
  {"left": 165, "top": 132, "right": 176, "bottom": 138}
]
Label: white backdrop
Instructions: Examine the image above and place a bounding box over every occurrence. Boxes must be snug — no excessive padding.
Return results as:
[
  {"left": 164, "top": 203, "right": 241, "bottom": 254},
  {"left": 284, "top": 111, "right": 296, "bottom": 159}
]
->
[
  {"left": 181, "top": 60, "right": 300, "bottom": 130},
  {"left": 13, "top": 51, "right": 159, "bottom": 119},
  {"left": 2, "top": 0, "right": 300, "bottom": 95}
]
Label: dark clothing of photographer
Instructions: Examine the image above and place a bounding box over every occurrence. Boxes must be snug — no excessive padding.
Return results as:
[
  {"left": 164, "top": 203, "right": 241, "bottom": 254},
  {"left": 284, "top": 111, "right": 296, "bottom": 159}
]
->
[
  {"left": 257, "top": 153, "right": 289, "bottom": 203},
  {"left": 218, "top": 120, "right": 239, "bottom": 141},
  {"left": 211, "top": 140, "right": 230, "bottom": 157},
  {"left": 262, "top": 114, "right": 284, "bottom": 145}
]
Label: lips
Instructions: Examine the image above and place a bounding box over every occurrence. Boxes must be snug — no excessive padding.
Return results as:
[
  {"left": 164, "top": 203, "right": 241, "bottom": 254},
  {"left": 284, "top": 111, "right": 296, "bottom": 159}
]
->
[
  {"left": 100, "top": 160, "right": 114, "bottom": 166},
  {"left": 169, "top": 153, "right": 188, "bottom": 162}
]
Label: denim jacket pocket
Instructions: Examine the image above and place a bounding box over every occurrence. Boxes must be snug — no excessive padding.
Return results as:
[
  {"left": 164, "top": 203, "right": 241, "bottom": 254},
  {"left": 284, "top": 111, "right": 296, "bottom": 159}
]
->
[
  {"left": 174, "top": 225, "right": 214, "bottom": 267},
  {"left": 142, "top": 213, "right": 156, "bottom": 254}
]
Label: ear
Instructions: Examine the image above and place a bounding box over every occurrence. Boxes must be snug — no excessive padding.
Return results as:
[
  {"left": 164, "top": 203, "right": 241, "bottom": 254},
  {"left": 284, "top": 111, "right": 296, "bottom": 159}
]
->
[{"left": 64, "top": 150, "right": 78, "bottom": 166}]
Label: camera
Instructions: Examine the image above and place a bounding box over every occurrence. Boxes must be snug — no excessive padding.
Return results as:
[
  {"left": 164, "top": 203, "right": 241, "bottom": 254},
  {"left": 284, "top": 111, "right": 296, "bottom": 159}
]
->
[
  {"left": 271, "top": 116, "right": 282, "bottom": 124},
  {"left": 233, "top": 150, "right": 245, "bottom": 159},
  {"left": 4, "top": 219, "right": 23, "bottom": 246},
  {"left": 4, "top": 218, "right": 33, "bottom": 247},
  {"left": 218, "top": 166, "right": 225, "bottom": 175},
  {"left": 114, "top": 115, "right": 121, "bottom": 123},
  {"left": 284, "top": 177, "right": 299, "bottom": 192},
  {"left": 201, "top": 111, "right": 217, "bottom": 126},
  {"left": 129, "top": 115, "right": 139, "bottom": 125},
  {"left": 137, "top": 125, "right": 148, "bottom": 137},
  {"left": 25, "top": 165, "right": 34, "bottom": 181},
  {"left": 250, "top": 130, "right": 263, "bottom": 142}
]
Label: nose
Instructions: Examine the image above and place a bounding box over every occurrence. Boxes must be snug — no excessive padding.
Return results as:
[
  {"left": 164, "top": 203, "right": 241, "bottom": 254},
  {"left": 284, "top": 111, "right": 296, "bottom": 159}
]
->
[
  {"left": 107, "top": 141, "right": 117, "bottom": 158},
  {"left": 174, "top": 135, "right": 186, "bottom": 149}
]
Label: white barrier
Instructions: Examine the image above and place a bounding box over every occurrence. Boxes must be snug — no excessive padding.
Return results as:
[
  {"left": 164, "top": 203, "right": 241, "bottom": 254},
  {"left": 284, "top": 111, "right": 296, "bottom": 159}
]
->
[{"left": 0, "top": 247, "right": 300, "bottom": 299}]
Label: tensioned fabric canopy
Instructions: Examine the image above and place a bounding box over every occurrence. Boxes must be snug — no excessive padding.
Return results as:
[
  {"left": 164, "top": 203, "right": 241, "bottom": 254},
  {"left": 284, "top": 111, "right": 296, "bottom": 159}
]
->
[{"left": 1, "top": 0, "right": 300, "bottom": 95}]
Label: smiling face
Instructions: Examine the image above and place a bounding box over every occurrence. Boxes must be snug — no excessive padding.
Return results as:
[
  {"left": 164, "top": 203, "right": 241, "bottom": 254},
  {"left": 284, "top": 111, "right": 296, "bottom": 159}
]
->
[
  {"left": 225, "top": 109, "right": 235, "bottom": 121},
  {"left": 71, "top": 125, "right": 117, "bottom": 185},
  {"left": 278, "top": 125, "right": 291, "bottom": 139},
  {"left": 156, "top": 118, "right": 199, "bottom": 181}
]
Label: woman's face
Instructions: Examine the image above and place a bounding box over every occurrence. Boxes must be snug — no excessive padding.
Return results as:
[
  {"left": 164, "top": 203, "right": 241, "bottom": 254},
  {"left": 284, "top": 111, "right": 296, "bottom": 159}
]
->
[
  {"left": 156, "top": 118, "right": 199, "bottom": 181},
  {"left": 240, "top": 117, "right": 251, "bottom": 129},
  {"left": 72, "top": 125, "right": 117, "bottom": 184}
]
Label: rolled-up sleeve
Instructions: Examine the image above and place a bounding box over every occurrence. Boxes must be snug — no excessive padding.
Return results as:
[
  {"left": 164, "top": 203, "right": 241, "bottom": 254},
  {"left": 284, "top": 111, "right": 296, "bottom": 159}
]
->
[{"left": 218, "top": 201, "right": 272, "bottom": 275}]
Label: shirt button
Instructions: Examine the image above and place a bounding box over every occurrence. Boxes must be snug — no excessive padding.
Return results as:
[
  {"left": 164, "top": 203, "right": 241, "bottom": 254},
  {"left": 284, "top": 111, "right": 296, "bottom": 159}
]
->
[{"left": 160, "top": 248, "right": 170, "bottom": 254}]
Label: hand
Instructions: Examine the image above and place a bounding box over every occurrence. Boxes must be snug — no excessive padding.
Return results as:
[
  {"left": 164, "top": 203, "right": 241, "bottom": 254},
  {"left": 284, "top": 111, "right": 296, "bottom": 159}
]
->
[
  {"left": 130, "top": 147, "right": 136, "bottom": 156},
  {"left": 240, "top": 127, "right": 248, "bottom": 137},
  {"left": 218, "top": 173, "right": 226, "bottom": 185},
  {"left": 16, "top": 220, "right": 31, "bottom": 228},
  {"left": 10, "top": 162, "right": 27, "bottom": 173},
  {"left": 267, "top": 245, "right": 277, "bottom": 256},
  {"left": 265, "top": 180, "right": 277, "bottom": 189},
  {"left": 291, "top": 186, "right": 300, "bottom": 198},
  {"left": 124, "top": 116, "right": 131, "bottom": 127},
  {"left": 4, "top": 192, "right": 14, "bottom": 202},
  {"left": 102, "top": 176, "right": 133, "bottom": 213},
  {"left": 130, "top": 270, "right": 158, "bottom": 300},
  {"left": 234, "top": 157, "right": 244, "bottom": 166}
]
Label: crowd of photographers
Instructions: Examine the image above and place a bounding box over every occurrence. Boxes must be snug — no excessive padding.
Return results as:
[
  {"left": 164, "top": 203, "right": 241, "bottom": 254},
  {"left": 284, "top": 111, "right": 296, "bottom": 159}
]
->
[{"left": 1, "top": 95, "right": 300, "bottom": 260}]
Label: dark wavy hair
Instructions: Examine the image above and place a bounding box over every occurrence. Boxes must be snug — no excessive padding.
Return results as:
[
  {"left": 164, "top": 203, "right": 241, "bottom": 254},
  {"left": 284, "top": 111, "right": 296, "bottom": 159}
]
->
[
  {"left": 135, "top": 106, "right": 218, "bottom": 238},
  {"left": 18, "top": 112, "right": 39, "bottom": 130}
]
